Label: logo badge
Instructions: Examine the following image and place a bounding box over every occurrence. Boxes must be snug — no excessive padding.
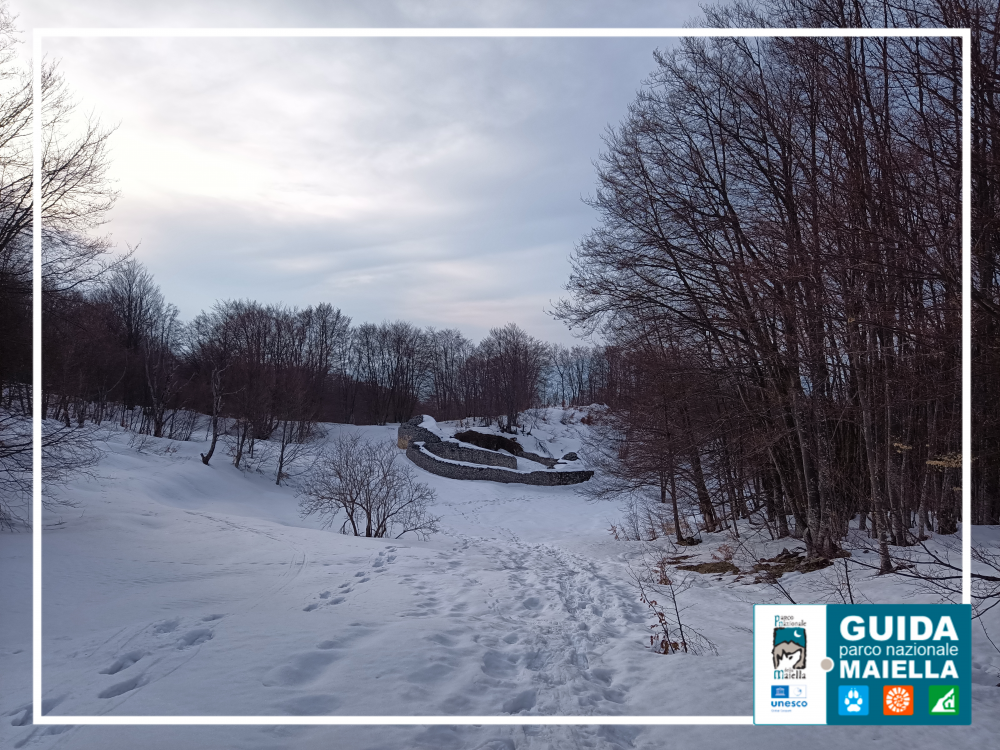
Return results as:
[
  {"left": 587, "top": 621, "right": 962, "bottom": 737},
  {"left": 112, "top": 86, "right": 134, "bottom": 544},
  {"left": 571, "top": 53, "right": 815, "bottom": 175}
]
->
[
  {"left": 772, "top": 627, "right": 807, "bottom": 672},
  {"left": 771, "top": 685, "right": 789, "bottom": 698},
  {"left": 929, "top": 686, "right": 959, "bottom": 715},
  {"left": 883, "top": 685, "right": 914, "bottom": 716},
  {"left": 838, "top": 686, "right": 868, "bottom": 715}
]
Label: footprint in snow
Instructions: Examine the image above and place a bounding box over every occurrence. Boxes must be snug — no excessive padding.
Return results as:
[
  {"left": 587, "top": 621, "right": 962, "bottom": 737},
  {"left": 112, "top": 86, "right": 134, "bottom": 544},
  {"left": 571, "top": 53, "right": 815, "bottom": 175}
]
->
[
  {"left": 276, "top": 693, "right": 341, "bottom": 716},
  {"left": 502, "top": 689, "right": 537, "bottom": 714},
  {"left": 176, "top": 628, "right": 213, "bottom": 648},
  {"left": 9, "top": 698, "right": 63, "bottom": 727},
  {"left": 98, "top": 674, "right": 147, "bottom": 699},
  {"left": 261, "top": 651, "right": 339, "bottom": 687},
  {"left": 152, "top": 617, "right": 180, "bottom": 634},
  {"left": 100, "top": 650, "right": 144, "bottom": 675},
  {"left": 481, "top": 650, "right": 519, "bottom": 678},
  {"left": 589, "top": 667, "right": 614, "bottom": 686}
]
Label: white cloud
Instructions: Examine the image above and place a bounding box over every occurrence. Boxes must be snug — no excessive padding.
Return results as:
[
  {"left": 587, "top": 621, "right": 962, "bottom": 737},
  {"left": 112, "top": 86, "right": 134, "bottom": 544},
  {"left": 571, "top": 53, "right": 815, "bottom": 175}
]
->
[{"left": 14, "top": 1, "right": 704, "bottom": 343}]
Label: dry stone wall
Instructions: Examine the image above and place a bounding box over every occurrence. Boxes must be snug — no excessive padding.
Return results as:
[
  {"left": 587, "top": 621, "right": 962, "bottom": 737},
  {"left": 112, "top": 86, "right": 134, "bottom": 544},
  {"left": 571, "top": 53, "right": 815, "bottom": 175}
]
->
[
  {"left": 398, "top": 416, "right": 593, "bottom": 485},
  {"left": 422, "top": 441, "right": 518, "bottom": 469},
  {"left": 405, "top": 443, "right": 593, "bottom": 486},
  {"left": 397, "top": 416, "right": 442, "bottom": 448}
]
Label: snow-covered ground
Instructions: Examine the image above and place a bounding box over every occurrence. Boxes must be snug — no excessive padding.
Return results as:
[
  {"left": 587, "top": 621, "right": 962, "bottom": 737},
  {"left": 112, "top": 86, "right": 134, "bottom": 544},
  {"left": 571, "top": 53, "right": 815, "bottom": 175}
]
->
[{"left": 2, "top": 408, "right": 998, "bottom": 749}]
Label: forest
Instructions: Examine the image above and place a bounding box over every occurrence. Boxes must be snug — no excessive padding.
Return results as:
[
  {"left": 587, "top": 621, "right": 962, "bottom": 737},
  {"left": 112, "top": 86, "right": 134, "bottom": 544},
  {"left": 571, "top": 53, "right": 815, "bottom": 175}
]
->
[{"left": 1, "top": 0, "right": 998, "bottom": 556}]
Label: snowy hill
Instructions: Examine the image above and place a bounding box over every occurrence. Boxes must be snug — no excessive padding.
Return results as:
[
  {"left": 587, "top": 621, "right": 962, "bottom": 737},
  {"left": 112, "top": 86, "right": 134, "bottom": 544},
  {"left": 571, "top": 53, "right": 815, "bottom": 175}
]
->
[{"left": 2, "top": 409, "right": 999, "bottom": 749}]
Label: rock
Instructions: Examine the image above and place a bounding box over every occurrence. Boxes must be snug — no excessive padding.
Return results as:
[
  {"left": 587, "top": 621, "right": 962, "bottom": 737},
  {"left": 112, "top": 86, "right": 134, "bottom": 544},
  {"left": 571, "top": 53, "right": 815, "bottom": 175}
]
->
[{"left": 561, "top": 452, "right": 578, "bottom": 461}]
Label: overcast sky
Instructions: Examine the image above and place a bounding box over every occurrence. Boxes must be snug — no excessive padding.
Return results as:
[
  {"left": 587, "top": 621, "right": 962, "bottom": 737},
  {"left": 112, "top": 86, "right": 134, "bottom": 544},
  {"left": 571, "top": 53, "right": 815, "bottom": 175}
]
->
[{"left": 13, "top": 1, "right": 706, "bottom": 344}]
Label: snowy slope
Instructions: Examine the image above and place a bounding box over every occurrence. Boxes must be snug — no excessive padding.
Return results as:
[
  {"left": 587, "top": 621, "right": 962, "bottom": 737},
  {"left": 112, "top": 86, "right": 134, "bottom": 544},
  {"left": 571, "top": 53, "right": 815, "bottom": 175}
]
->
[{"left": 1, "top": 409, "right": 998, "bottom": 750}]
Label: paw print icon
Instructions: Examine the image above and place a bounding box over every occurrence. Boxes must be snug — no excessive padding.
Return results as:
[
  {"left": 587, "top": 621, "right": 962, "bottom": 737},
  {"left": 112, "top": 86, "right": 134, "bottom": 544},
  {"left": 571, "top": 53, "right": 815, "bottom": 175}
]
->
[{"left": 839, "top": 685, "right": 869, "bottom": 716}]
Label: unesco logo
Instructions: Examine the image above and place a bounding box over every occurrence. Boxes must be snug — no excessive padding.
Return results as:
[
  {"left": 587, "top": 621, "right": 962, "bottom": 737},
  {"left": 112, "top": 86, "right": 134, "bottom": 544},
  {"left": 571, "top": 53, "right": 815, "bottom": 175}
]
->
[{"left": 771, "top": 684, "right": 807, "bottom": 708}]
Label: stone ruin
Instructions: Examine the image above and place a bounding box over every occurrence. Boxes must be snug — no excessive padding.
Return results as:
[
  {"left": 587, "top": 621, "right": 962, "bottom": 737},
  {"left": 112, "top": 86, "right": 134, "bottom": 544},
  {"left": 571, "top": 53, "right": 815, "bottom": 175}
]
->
[{"left": 397, "top": 416, "right": 593, "bottom": 486}]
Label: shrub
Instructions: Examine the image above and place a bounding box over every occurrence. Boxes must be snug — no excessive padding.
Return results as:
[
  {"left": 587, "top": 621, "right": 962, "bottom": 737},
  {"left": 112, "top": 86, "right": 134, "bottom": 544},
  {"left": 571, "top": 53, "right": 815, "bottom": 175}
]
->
[{"left": 300, "top": 433, "right": 439, "bottom": 539}]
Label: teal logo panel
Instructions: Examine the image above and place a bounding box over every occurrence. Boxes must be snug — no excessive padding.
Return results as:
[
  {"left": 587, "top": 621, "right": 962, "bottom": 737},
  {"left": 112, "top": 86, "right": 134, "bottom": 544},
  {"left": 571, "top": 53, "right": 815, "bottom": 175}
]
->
[{"left": 826, "top": 604, "right": 971, "bottom": 725}]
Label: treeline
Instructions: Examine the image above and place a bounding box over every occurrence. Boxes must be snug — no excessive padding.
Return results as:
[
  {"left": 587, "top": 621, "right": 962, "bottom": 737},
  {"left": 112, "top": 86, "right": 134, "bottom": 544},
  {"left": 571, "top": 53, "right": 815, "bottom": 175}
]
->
[
  {"left": 559, "top": 0, "right": 1000, "bottom": 555},
  {"left": 0, "top": 0, "right": 614, "bottom": 514},
  {"left": 34, "top": 258, "right": 615, "bottom": 447}
]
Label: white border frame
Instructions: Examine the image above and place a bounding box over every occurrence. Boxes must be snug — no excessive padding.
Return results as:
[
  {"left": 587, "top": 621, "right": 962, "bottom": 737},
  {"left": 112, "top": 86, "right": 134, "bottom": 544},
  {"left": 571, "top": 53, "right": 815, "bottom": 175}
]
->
[{"left": 32, "top": 26, "right": 972, "bottom": 727}]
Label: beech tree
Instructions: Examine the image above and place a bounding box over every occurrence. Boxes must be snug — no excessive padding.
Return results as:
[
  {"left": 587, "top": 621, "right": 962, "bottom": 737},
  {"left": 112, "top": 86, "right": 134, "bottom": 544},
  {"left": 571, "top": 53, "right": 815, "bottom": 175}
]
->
[{"left": 558, "top": 0, "right": 972, "bottom": 556}]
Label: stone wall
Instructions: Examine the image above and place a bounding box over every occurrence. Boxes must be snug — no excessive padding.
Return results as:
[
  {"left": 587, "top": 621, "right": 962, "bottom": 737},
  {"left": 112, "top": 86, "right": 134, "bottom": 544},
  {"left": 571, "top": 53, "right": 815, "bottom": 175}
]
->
[
  {"left": 406, "top": 443, "right": 593, "bottom": 486},
  {"left": 422, "top": 441, "right": 518, "bottom": 469},
  {"left": 519, "top": 451, "right": 559, "bottom": 468},
  {"left": 397, "top": 416, "right": 442, "bottom": 449}
]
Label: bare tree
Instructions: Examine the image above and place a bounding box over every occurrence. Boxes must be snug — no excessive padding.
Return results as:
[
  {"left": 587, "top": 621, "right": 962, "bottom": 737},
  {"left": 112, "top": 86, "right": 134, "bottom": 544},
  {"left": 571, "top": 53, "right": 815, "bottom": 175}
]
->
[
  {"left": 557, "top": 1, "right": 965, "bottom": 557},
  {"left": 349, "top": 321, "right": 431, "bottom": 425},
  {"left": 477, "top": 323, "right": 549, "bottom": 432},
  {"left": 425, "top": 328, "right": 473, "bottom": 420},
  {"left": 300, "top": 432, "right": 439, "bottom": 540},
  {"left": 0, "top": 1, "right": 118, "bottom": 523},
  {"left": 191, "top": 305, "right": 236, "bottom": 466}
]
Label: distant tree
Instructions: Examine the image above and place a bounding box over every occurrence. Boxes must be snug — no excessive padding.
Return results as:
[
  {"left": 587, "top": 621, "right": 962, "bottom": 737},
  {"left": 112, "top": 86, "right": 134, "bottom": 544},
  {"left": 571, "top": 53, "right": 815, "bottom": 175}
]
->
[
  {"left": 91, "top": 259, "right": 185, "bottom": 435},
  {"left": 271, "top": 304, "right": 349, "bottom": 484},
  {"left": 190, "top": 304, "right": 237, "bottom": 466},
  {"left": 349, "top": 321, "right": 431, "bottom": 425},
  {"left": 477, "top": 323, "right": 549, "bottom": 432},
  {"left": 425, "top": 328, "right": 473, "bottom": 420}
]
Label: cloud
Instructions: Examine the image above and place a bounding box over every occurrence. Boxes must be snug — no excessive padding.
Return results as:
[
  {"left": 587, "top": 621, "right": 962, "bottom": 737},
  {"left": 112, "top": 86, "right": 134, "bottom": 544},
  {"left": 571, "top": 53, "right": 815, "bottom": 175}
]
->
[
  {"left": 17, "top": 1, "right": 705, "bottom": 343},
  {"left": 16, "top": 1, "right": 706, "bottom": 30}
]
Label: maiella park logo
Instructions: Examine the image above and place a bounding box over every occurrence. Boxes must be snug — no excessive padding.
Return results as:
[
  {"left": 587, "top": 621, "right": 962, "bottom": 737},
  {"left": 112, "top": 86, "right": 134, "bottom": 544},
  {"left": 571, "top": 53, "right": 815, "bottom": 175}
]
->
[
  {"left": 754, "top": 604, "right": 970, "bottom": 725},
  {"left": 772, "top": 616, "right": 808, "bottom": 680}
]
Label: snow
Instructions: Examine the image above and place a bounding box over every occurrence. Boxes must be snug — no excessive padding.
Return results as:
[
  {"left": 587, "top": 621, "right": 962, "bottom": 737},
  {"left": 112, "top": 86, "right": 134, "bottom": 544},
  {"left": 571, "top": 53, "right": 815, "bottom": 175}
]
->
[
  {"left": 412, "top": 444, "right": 570, "bottom": 474},
  {"left": 1, "top": 408, "right": 998, "bottom": 749}
]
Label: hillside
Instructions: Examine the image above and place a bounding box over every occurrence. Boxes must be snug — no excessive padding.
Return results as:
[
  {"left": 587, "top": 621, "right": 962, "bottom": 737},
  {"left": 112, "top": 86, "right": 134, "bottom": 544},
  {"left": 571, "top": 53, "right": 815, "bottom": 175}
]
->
[{"left": 1, "top": 408, "right": 998, "bottom": 749}]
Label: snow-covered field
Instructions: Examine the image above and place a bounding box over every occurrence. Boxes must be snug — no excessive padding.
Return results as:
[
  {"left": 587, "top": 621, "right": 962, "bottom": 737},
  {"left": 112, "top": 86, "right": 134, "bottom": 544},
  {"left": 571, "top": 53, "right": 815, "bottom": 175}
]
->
[{"left": 2, "top": 409, "right": 998, "bottom": 749}]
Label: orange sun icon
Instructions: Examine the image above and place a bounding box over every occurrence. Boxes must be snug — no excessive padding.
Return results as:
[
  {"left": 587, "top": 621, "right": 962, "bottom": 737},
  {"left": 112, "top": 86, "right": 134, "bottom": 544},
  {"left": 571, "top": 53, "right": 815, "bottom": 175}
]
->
[{"left": 883, "top": 685, "right": 914, "bottom": 715}]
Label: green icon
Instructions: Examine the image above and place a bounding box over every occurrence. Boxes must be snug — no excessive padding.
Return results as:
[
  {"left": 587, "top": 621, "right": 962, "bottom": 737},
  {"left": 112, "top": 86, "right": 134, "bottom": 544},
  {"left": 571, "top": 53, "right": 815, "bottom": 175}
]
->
[{"left": 928, "top": 686, "right": 959, "bottom": 715}]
